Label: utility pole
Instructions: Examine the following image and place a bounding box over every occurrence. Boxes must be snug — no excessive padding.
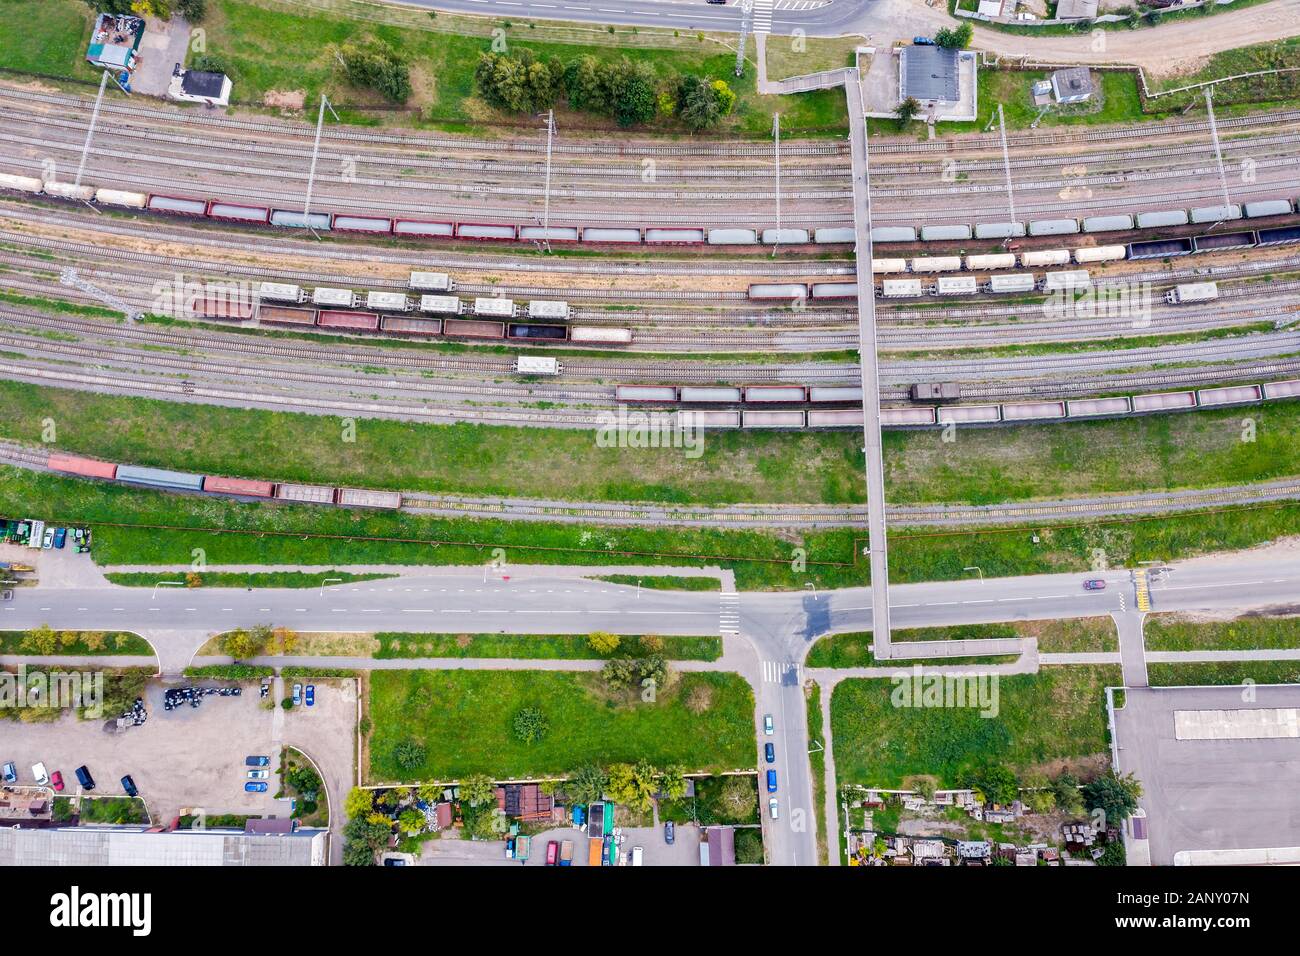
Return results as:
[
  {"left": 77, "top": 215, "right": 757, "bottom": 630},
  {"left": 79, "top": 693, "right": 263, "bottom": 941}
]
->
[
  {"left": 542, "top": 108, "right": 556, "bottom": 254},
  {"left": 996, "top": 103, "right": 1017, "bottom": 247},
  {"left": 60, "top": 267, "right": 143, "bottom": 323},
  {"left": 735, "top": 0, "right": 752, "bottom": 77},
  {"left": 771, "top": 112, "right": 781, "bottom": 258},
  {"left": 73, "top": 71, "right": 111, "bottom": 188},
  {"left": 303, "top": 93, "right": 339, "bottom": 237},
  {"left": 1203, "top": 86, "right": 1233, "bottom": 230}
]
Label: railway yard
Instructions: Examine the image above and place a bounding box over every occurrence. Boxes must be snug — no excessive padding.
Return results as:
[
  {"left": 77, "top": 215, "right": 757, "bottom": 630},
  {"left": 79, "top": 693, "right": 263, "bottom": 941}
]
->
[{"left": 7, "top": 0, "right": 1300, "bottom": 887}]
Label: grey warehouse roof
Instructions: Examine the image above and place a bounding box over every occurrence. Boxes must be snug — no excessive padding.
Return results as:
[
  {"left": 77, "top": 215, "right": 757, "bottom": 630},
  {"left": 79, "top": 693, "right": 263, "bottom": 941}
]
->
[
  {"left": 901, "top": 46, "right": 960, "bottom": 103},
  {"left": 0, "top": 826, "right": 325, "bottom": 866}
]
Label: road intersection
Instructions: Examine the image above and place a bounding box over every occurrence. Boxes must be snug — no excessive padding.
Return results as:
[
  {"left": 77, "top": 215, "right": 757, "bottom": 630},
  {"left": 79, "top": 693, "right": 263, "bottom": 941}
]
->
[{"left": 5, "top": 551, "right": 1300, "bottom": 865}]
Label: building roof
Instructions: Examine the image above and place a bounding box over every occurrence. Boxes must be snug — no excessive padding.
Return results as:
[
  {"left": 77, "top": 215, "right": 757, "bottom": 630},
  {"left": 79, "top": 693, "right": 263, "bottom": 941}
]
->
[
  {"left": 180, "top": 69, "right": 228, "bottom": 99},
  {"left": 494, "top": 784, "right": 555, "bottom": 821},
  {"left": 0, "top": 826, "right": 326, "bottom": 866},
  {"left": 244, "top": 817, "right": 296, "bottom": 835},
  {"left": 1051, "top": 67, "right": 1096, "bottom": 100},
  {"left": 1055, "top": 0, "right": 1099, "bottom": 17},
  {"left": 901, "top": 46, "right": 960, "bottom": 103},
  {"left": 705, "top": 826, "right": 736, "bottom": 866}
]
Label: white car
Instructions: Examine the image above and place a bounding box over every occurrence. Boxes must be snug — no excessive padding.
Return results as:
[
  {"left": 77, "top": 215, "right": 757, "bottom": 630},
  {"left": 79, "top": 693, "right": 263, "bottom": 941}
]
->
[
  {"left": 769, "top": 797, "right": 780, "bottom": 820},
  {"left": 247, "top": 769, "right": 269, "bottom": 780},
  {"left": 32, "top": 762, "right": 50, "bottom": 786},
  {"left": 631, "top": 846, "right": 643, "bottom": 867},
  {"left": 763, "top": 714, "right": 774, "bottom": 736}
]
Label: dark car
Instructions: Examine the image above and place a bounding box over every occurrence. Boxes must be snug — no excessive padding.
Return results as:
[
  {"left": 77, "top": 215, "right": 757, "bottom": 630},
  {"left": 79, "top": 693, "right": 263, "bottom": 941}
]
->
[
  {"left": 74, "top": 765, "right": 95, "bottom": 791},
  {"left": 53, "top": 527, "right": 66, "bottom": 549},
  {"left": 245, "top": 781, "right": 268, "bottom": 793},
  {"left": 1083, "top": 579, "right": 1107, "bottom": 591},
  {"left": 245, "top": 755, "right": 270, "bottom": 767},
  {"left": 766, "top": 770, "right": 778, "bottom": 793},
  {"left": 664, "top": 821, "right": 675, "bottom": 845},
  {"left": 305, "top": 684, "right": 315, "bottom": 707},
  {"left": 913, "top": 35, "right": 935, "bottom": 45},
  {"left": 121, "top": 775, "right": 138, "bottom": 798},
  {"left": 764, "top": 743, "right": 775, "bottom": 764}
]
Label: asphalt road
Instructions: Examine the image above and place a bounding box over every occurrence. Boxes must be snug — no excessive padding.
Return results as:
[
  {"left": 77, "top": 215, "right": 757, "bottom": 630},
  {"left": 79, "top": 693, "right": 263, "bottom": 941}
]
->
[
  {"left": 399, "top": 0, "right": 868, "bottom": 36},
  {"left": 7, "top": 554, "right": 1300, "bottom": 865}
]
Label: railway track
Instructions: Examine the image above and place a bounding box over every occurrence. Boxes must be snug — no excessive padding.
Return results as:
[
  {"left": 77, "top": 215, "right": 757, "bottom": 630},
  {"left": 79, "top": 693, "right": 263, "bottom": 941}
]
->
[{"left": 5, "top": 435, "right": 1300, "bottom": 530}]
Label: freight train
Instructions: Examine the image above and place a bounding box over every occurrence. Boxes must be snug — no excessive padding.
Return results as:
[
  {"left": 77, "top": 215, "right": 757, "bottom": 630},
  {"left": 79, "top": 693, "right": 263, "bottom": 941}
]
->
[
  {"left": 46, "top": 453, "right": 403, "bottom": 508},
  {"left": 0, "top": 173, "right": 850, "bottom": 247}
]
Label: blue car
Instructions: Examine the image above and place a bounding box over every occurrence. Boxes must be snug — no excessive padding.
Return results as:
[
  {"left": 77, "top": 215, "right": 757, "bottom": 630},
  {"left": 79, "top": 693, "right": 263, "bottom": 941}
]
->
[
  {"left": 766, "top": 770, "right": 778, "bottom": 793},
  {"left": 305, "top": 684, "right": 315, "bottom": 707},
  {"left": 913, "top": 35, "right": 935, "bottom": 45},
  {"left": 764, "top": 743, "right": 775, "bottom": 764},
  {"left": 245, "top": 781, "right": 268, "bottom": 793},
  {"left": 53, "top": 527, "right": 66, "bottom": 549}
]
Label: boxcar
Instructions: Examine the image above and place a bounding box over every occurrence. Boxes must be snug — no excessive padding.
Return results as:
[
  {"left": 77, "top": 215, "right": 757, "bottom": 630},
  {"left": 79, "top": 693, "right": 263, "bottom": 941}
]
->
[
  {"left": 202, "top": 475, "right": 276, "bottom": 497},
  {"left": 318, "top": 310, "right": 380, "bottom": 332},
  {"left": 47, "top": 453, "right": 118, "bottom": 480},
  {"left": 116, "top": 464, "right": 205, "bottom": 491}
]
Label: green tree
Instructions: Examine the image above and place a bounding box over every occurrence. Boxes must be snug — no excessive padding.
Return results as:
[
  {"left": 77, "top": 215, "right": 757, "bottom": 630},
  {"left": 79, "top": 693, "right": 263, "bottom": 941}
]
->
[
  {"left": 339, "top": 40, "right": 411, "bottom": 104},
  {"left": 711, "top": 79, "right": 736, "bottom": 115},
  {"left": 512, "top": 706, "right": 549, "bottom": 744},
  {"left": 1083, "top": 772, "right": 1142, "bottom": 826},
  {"left": 398, "top": 808, "right": 426, "bottom": 835},
  {"left": 460, "top": 773, "right": 496, "bottom": 807},
  {"left": 658, "top": 764, "right": 687, "bottom": 800},
  {"left": 22, "top": 625, "right": 57, "bottom": 655},
  {"left": 563, "top": 55, "right": 607, "bottom": 113},
  {"left": 220, "top": 628, "right": 257, "bottom": 660},
  {"left": 895, "top": 96, "right": 921, "bottom": 127},
  {"left": 566, "top": 765, "right": 607, "bottom": 805},
  {"left": 1021, "top": 771, "right": 1056, "bottom": 814},
  {"left": 342, "top": 815, "right": 391, "bottom": 866},
  {"left": 587, "top": 631, "right": 621, "bottom": 654},
  {"left": 344, "top": 787, "right": 374, "bottom": 820},
  {"left": 602, "top": 58, "right": 657, "bottom": 127},
  {"left": 935, "top": 23, "right": 973, "bottom": 49},
  {"left": 393, "top": 739, "right": 426, "bottom": 773},
  {"left": 176, "top": 0, "right": 206, "bottom": 19},
  {"left": 1051, "top": 771, "right": 1085, "bottom": 815},
  {"left": 967, "top": 764, "right": 1019, "bottom": 806},
  {"left": 678, "top": 74, "right": 721, "bottom": 131},
  {"left": 719, "top": 775, "right": 757, "bottom": 820}
]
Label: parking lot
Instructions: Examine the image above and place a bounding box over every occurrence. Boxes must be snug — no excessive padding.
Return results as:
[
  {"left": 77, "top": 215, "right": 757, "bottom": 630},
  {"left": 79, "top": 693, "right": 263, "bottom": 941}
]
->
[
  {"left": 0, "top": 675, "right": 356, "bottom": 824},
  {"left": 1115, "top": 684, "right": 1300, "bottom": 865},
  {"left": 419, "top": 823, "right": 704, "bottom": 866}
]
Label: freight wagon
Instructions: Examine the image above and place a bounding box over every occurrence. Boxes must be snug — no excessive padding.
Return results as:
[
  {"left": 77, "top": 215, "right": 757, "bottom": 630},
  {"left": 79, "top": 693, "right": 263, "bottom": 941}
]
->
[{"left": 408, "top": 272, "right": 455, "bottom": 293}]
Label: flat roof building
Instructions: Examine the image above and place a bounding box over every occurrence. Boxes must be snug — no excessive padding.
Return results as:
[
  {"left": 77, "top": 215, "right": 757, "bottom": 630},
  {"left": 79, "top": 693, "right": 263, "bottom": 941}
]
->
[
  {"left": 168, "top": 65, "right": 233, "bottom": 107},
  {"left": 1051, "top": 67, "right": 1096, "bottom": 105},
  {"left": 0, "top": 825, "right": 328, "bottom": 866},
  {"left": 900, "top": 45, "right": 961, "bottom": 104}
]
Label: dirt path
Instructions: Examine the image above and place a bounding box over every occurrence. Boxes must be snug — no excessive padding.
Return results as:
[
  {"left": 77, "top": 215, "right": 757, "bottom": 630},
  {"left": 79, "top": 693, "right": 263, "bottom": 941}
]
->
[{"left": 865, "top": 0, "right": 1300, "bottom": 75}]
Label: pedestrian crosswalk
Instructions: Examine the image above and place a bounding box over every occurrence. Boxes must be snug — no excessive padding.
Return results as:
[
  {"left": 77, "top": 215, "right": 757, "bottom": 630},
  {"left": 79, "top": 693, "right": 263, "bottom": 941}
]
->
[
  {"left": 774, "top": 0, "right": 824, "bottom": 9},
  {"left": 751, "top": 0, "right": 773, "bottom": 34},
  {"left": 1134, "top": 569, "right": 1151, "bottom": 612},
  {"left": 720, "top": 591, "right": 741, "bottom": 636},
  {"left": 762, "top": 660, "right": 799, "bottom": 685}
]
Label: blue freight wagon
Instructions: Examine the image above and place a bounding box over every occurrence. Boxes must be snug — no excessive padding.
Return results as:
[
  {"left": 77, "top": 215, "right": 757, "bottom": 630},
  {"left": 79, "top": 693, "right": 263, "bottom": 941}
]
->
[{"left": 115, "top": 464, "right": 206, "bottom": 491}]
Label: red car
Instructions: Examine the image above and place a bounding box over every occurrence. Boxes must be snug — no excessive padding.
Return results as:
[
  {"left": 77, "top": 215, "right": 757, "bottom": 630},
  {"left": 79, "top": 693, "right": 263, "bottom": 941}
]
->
[
  {"left": 546, "top": 840, "right": 559, "bottom": 866},
  {"left": 1083, "top": 579, "right": 1106, "bottom": 591},
  {"left": 50, "top": 770, "right": 64, "bottom": 792}
]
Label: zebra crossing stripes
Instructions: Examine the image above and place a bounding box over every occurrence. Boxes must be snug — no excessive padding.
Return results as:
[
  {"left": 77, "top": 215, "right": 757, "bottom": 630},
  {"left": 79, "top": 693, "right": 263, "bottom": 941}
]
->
[
  {"left": 775, "top": 0, "right": 824, "bottom": 9},
  {"left": 762, "top": 660, "right": 799, "bottom": 685},
  {"left": 751, "top": 0, "right": 774, "bottom": 34},
  {"left": 720, "top": 591, "right": 741, "bottom": 635}
]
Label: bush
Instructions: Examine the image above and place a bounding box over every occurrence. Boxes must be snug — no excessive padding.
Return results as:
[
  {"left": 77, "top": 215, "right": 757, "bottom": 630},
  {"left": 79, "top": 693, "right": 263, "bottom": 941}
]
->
[
  {"left": 393, "top": 740, "right": 426, "bottom": 772},
  {"left": 734, "top": 827, "right": 764, "bottom": 864},
  {"left": 339, "top": 40, "right": 411, "bottom": 103},
  {"left": 512, "top": 706, "right": 549, "bottom": 744}
]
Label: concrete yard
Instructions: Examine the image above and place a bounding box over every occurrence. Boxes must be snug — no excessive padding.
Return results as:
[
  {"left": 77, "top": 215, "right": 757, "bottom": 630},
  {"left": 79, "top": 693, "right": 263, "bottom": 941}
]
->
[
  {"left": 0, "top": 676, "right": 355, "bottom": 826},
  {"left": 1114, "top": 684, "right": 1300, "bottom": 865}
]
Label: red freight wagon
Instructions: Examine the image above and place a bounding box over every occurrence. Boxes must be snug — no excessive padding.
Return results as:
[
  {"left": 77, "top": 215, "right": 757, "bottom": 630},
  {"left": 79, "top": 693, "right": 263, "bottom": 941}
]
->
[
  {"left": 317, "top": 310, "right": 380, "bottom": 332},
  {"left": 202, "top": 475, "right": 276, "bottom": 498},
  {"left": 47, "top": 453, "right": 118, "bottom": 480}
]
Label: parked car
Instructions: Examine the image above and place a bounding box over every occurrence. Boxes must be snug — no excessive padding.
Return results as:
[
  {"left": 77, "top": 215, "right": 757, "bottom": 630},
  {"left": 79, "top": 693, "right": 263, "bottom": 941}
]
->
[
  {"left": 631, "top": 846, "right": 643, "bottom": 867},
  {"left": 1, "top": 762, "right": 16, "bottom": 784},
  {"left": 766, "top": 770, "right": 778, "bottom": 793},
  {"left": 913, "top": 35, "right": 935, "bottom": 44},
  {"left": 769, "top": 797, "right": 780, "bottom": 820},
  {"left": 245, "top": 755, "right": 270, "bottom": 767},
  {"left": 245, "top": 781, "right": 268, "bottom": 793},
  {"left": 32, "top": 762, "right": 49, "bottom": 786},
  {"left": 305, "top": 684, "right": 315, "bottom": 707},
  {"left": 53, "top": 527, "right": 66, "bottom": 549},
  {"left": 764, "top": 743, "right": 775, "bottom": 763},
  {"left": 41, "top": 528, "right": 53, "bottom": 549},
  {"left": 546, "top": 840, "right": 559, "bottom": 866},
  {"left": 50, "top": 770, "right": 64, "bottom": 792},
  {"left": 664, "top": 821, "right": 675, "bottom": 845},
  {"left": 292, "top": 683, "right": 302, "bottom": 706},
  {"left": 1083, "top": 579, "right": 1107, "bottom": 591},
  {"left": 1, "top": 590, "right": 12, "bottom": 601},
  {"left": 75, "top": 765, "right": 95, "bottom": 791},
  {"left": 763, "top": 714, "right": 774, "bottom": 736},
  {"left": 121, "top": 775, "right": 138, "bottom": 798},
  {"left": 247, "top": 769, "right": 269, "bottom": 780}
]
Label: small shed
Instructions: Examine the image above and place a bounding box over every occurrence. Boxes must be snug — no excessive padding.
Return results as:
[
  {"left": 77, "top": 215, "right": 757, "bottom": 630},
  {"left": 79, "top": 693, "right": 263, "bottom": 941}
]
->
[
  {"left": 86, "top": 13, "right": 144, "bottom": 73},
  {"left": 1051, "top": 67, "right": 1096, "bottom": 105},
  {"left": 168, "top": 65, "right": 233, "bottom": 107}
]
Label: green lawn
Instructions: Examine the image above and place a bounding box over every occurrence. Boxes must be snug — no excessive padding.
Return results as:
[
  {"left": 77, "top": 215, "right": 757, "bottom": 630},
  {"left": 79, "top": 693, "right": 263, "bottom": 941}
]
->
[
  {"left": 104, "top": 570, "right": 391, "bottom": 588},
  {"left": 958, "top": 68, "right": 1145, "bottom": 132},
  {"left": 366, "top": 669, "right": 755, "bottom": 780},
  {"left": 594, "top": 574, "right": 721, "bottom": 592},
  {"left": 657, "top": 774, "right": 760, "bottom": 825},
  {"left": 806, "top": 681, "right": 829, "bottom": 865},
  {"left": 11, "top": 466, "right": 1300, "bottom": 590},
  {"left": 1148, "top": 661, "right": 1300, "bottom": 687},
  {"left": 374, "top": 632, "right": 721, "bottom": 661},
  {"left": 13, "top": 378, "right": 1300, "bottom": 509},
  {"left": 0, "top": 630, "right": 152, "bottom": 655},
  {"left": 1146, "top": 614, "right": 1300, "bottom": 651},
  {"left": 830, "top": 665, "right": 1120, "bottom": 788},
  {"left": 0, "top": 380, "right": 865, "bottom": 506},
  {"left": 804, "top": 630, "right": 1018, "bottom": 667},
  {"left": 0, "top": 0, "right": 100, "bottom": 80}
]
